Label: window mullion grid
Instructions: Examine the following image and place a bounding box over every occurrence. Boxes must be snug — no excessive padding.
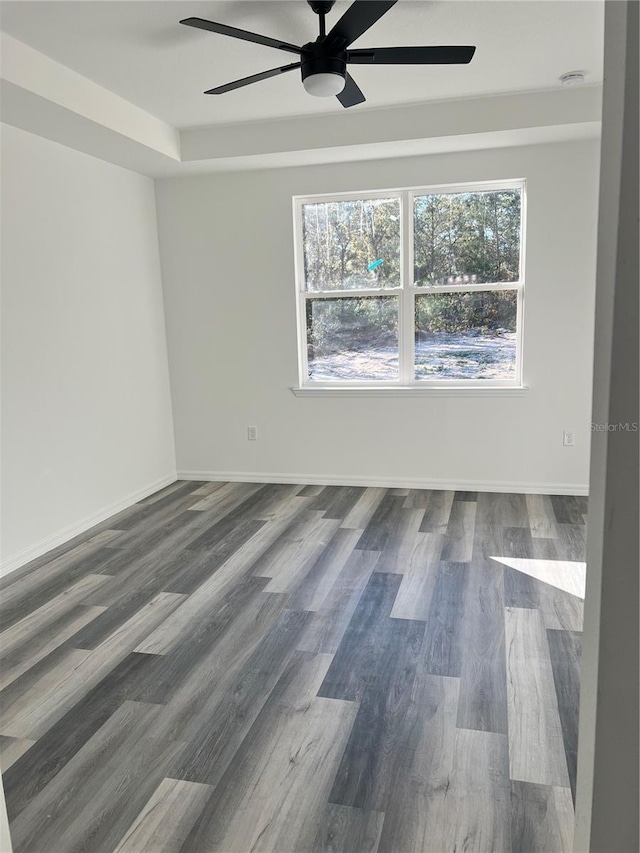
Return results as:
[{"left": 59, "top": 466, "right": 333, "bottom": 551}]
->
[
  {"left": 296, "top": 182, "right": 524, "bottom": 388},
  {"left": 413, "top": 281, "right": 523, "bottom": 294},
  {"left": 304, "top": 287, "right": 399, "bottom": 299}
]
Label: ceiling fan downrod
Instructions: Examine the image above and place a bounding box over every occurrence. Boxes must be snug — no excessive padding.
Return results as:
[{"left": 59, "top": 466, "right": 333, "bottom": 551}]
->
[{"left": 308, "top": 1, "right": 337, "bottom": 39}]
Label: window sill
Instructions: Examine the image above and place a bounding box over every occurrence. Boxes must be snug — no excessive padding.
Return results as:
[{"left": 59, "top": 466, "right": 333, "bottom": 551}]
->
[{"left": 291, "top": 385, "right": 530, "bottom": 398}]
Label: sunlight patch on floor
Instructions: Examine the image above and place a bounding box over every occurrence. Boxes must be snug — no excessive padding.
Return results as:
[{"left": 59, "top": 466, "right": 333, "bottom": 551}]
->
[{"left": 491, "top": 557, "right": 586, "bottom": 599}]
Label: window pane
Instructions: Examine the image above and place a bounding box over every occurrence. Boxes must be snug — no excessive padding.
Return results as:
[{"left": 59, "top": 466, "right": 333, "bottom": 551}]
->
[
  {"left": 415, "top": 290, "right": 518, "bottom": 380},
  {"left": 413, "top": 189, "right": 521, "bottom": 286},
  {"left": 302, "top": 198, "right": 400, "bottom": 291},
  {"left": 306, "top": 297, "right": 398, "bottom": 381}
]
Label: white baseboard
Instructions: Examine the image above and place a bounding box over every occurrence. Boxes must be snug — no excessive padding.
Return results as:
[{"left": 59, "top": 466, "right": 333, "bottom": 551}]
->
[
  {"left": 2, "top": 468, "right": 587, "bottom": 577},
  {"left": 1, "top": 473, "right": 177, "bottom": 577},
  {"left": 177, "top": 470, "right": 589, "bottom": 496}
]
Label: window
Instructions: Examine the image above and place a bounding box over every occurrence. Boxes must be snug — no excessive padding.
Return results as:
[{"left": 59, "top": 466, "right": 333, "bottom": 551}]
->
[{"left": 293, "top": 181, "right": 525, "bottom": 389}]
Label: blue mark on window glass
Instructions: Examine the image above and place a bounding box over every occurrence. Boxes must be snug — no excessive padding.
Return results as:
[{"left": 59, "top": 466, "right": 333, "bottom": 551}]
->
[{"left": 368, "top": 259, "right": 384, "bottom": 271}]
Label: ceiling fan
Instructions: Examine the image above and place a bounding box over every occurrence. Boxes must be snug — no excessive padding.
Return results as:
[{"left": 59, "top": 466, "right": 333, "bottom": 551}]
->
[{"left": 180, "top": 0, "right": 476, "bottom": 108}]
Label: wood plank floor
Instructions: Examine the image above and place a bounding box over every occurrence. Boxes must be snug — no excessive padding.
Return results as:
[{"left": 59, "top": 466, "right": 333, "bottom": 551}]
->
[{"left": 0, "top": 482, "right": 586, "bottom": 853}]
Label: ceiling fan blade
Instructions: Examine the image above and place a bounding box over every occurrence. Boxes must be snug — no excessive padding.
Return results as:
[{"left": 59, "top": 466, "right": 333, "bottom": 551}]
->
[
  {"left": 325, "top": 1, "right": 397, "bottom": 50},
  {"left": 205, "top": 63, "right": 302, "bottom": 94},
  {"left": 180, "top": 17, "right": 301, "bottom": 55},
  {"left": 337, "top": 73, "right": 366, "bottom": 108},
  {"left": 347, "top": 45, "right": 476, "bottom": 64}
]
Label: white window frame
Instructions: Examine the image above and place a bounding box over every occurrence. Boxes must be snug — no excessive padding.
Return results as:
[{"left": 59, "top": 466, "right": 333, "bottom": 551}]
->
[{"left": 292, "top": 179, "right": 527, "bottom": 392}]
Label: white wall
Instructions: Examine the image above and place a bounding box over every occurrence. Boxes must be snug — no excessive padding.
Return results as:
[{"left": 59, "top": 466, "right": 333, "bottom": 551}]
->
[
  {"left": 1, "top": 124, "right": 176, "bottom": 572},
  {"left": 156, "top": 139, "right": 599, "bottom": 493}
]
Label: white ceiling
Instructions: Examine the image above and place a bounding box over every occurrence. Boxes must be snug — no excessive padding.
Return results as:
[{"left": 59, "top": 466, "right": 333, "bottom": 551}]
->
[{"left": 0, "top": 0, "right": 604, "bottom": 128}]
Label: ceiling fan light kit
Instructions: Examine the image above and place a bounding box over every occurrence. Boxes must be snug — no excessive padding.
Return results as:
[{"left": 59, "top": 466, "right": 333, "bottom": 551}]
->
[
  {"left": 180, "top": 0, "right": 476, "bottom": 108},
  {"left": 303, "top": 72, "right": 346, "bottom": 97},
  {"left": 301, "top": 38, "right": 347, "bottom": 96}
]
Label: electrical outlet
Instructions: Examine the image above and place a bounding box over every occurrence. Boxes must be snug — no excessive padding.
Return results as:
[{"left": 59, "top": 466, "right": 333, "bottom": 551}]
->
[
  {"left": 247, "top": 425, "right": 258, "bottom": 441},
  {"left": 563, "top": 430, "right": 575, "bottom": 447}
]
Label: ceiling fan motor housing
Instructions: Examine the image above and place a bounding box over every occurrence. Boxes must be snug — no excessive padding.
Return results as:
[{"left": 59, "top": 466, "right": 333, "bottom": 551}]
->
[{"left": 301, "top": 41, "right": 347, "bottom": 84}]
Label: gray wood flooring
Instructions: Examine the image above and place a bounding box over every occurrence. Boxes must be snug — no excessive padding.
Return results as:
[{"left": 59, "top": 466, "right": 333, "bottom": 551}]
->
[{"left": 0, "top": 481, "right": 586, "bottom": 852}]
